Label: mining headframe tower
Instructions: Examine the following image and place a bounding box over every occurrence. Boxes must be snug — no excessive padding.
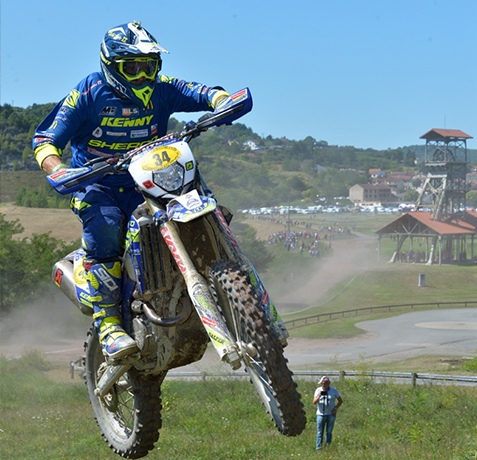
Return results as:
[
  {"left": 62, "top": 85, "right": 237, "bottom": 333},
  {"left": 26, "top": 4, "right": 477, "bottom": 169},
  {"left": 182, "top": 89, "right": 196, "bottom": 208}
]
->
[
  {"left": 376, "top": 128, "right": 477, "bottom": 265},
  {"left": 415, "top": 128, "right": 473, "bottom": 220}
]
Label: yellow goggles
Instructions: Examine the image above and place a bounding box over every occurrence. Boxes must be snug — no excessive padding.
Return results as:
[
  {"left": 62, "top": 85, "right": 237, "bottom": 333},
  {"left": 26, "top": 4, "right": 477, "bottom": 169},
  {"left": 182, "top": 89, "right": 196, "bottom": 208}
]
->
[{"left": 116, "top": 57, "right": 159, "bottom": 82}]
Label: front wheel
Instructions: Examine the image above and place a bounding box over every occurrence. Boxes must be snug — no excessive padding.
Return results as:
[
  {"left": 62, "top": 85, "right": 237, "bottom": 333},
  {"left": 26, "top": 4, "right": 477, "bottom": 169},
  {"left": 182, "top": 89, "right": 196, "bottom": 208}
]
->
[
  {"left": 84, "top": 328, "right": 164, "bottom": 458},
  {"left": 209, "top": 260, "right": 306, "bottom": 436}
]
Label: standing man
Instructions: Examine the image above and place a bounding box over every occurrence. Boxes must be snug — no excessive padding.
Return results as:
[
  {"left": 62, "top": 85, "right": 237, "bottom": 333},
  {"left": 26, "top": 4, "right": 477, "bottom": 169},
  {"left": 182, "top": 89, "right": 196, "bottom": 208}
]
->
[{"left": 313, "top": 376, "right": 343, "bottom": 450}]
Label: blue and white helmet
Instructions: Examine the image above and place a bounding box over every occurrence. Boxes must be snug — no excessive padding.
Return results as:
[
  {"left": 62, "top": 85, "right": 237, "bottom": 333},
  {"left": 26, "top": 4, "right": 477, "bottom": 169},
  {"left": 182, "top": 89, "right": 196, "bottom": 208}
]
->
[{"left": 100, "top": 21, "right": 169, "bottom": 107}]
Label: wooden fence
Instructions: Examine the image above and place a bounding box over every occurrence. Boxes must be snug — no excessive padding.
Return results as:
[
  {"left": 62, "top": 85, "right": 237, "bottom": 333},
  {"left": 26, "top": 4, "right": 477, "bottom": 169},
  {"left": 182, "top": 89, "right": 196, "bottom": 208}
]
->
[
  {"left": 283, "top": 300, "right": 477, "bottom": 330},
  {"left": 69, "top": 360, "right": 477, "bottom": 388}
]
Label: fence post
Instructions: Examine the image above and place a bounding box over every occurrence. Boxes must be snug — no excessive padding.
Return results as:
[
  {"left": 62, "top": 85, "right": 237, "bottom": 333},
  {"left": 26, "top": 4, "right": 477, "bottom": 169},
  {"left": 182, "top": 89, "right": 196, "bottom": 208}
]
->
[
  {"left": 340, "top": 370, "right": 345, "bottom": 382},
  {"left": 411, "top": 373, "right": 417, "bottom": 388},
  {"left": 201, "top": 372, "right": 206, "bottom": 383}
]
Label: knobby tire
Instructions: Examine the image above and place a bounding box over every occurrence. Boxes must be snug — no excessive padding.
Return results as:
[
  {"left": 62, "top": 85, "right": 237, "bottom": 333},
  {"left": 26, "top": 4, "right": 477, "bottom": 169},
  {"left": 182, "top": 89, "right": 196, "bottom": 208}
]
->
[
  {"left": 84, "top": 328, "right": 163, "bottom": 459},
  {"left": 209, "top": 259, "right": 306, "bottom": 436}
]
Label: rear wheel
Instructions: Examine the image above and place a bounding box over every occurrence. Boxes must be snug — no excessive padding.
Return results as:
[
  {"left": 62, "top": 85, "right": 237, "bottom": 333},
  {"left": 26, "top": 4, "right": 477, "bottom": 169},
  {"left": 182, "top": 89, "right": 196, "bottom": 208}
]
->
[
  {"left": 209, "top": 260, "right": 306, "bottom": 436},
  {"left": 84, "top": 328, "right": 164, "bottom": 458}
]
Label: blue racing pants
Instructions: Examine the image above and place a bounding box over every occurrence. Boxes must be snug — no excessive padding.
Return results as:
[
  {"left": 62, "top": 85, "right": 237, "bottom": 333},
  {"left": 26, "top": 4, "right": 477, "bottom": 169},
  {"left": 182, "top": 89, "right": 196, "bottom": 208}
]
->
[{"left": 70, "top": 183, "right": 144, "bottom": 260}]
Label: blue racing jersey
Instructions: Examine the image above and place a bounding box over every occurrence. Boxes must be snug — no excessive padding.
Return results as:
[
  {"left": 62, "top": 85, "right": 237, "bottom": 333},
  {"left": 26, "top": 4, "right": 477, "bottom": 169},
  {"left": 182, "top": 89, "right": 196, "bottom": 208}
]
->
[{"left": 33, "top": 72, "right": 224, "bottom": 187}]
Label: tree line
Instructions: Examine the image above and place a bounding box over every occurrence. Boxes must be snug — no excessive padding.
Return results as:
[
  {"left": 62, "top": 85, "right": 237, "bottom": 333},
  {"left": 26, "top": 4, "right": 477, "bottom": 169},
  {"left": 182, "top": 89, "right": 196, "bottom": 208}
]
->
[
  {"left": 0, "top": 102, "right": 430, "bottom": 209},
  {"left": 7, "top": 103, "right": 477, "bottom": 211},
  {"left": 0, "top": 214, "right": 79, "bottom": 314}
]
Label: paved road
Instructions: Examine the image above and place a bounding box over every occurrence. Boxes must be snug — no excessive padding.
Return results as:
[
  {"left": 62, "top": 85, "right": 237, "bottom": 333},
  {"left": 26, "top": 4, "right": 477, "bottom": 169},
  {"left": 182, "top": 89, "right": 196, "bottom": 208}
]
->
[
  {"left": 3, "top": 304, "right": 476, "bottom": 372},
  {"left": 283, "top": 308, "right": 477, "bottom": 366},
  {"left": 172, "top": 308, "right": 477, "bottom": 373}
]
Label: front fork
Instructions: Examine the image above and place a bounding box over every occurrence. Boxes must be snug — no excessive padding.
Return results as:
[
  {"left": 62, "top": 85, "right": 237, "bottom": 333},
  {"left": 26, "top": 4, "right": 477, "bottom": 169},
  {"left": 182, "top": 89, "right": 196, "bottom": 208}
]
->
[
  {"left": 197, "top": 169, "right": 289, "bottom": 346},
  {"left": 159, "top": 220, "right": 241, "bottom": 369}
]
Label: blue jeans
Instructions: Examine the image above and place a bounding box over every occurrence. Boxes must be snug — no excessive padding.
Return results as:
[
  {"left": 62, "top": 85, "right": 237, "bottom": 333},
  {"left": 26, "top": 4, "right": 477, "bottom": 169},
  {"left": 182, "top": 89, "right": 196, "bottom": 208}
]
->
[{"left": 316, "top": 414, "right": 336, "bottom": 449}]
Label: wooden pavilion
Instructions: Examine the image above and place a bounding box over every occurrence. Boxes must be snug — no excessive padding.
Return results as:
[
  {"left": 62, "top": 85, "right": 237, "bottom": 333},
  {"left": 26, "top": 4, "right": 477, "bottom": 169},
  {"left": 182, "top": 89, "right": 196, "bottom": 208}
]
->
[{"left": 376, "top": 211, "right": 477, "bottom": 265}]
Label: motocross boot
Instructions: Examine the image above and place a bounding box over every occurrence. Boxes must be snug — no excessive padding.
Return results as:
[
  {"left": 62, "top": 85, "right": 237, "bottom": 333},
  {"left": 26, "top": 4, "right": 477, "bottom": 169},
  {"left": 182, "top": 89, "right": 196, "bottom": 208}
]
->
[{"left": 85, "top": 260, "right": 138, "bottom": 359}]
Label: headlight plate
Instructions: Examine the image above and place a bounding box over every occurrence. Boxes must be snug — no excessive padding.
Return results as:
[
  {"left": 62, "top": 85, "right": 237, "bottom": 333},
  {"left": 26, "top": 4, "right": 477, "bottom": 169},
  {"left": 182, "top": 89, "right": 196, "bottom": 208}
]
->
[{"left": 152, "top": 163, "right": 184, "bottom": 192}]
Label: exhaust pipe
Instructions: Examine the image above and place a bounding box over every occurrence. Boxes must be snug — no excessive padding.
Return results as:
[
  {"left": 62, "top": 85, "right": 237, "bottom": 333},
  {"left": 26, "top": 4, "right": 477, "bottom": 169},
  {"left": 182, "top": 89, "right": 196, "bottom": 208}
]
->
[{"left": 52, "top": 259, "right": 93, "bottom": 316}]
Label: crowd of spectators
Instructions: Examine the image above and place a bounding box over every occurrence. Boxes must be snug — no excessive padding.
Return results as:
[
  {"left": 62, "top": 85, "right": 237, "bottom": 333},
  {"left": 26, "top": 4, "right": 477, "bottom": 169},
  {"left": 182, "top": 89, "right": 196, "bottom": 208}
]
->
[
  {"left": 267, "top": 230, "right": 330, "bottom": 258},
  {"left": 246, "top": 214, "right": 356, "bottom": 259},
  {"left": 265, "top": 227, "right": 346, "bottom": 259}
]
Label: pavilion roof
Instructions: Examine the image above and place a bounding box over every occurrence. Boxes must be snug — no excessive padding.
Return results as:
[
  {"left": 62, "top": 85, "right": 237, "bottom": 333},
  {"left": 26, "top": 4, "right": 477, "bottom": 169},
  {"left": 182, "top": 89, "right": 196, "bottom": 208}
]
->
[{"left": 376, "top": 211, "right": 477, "bottom": 236}]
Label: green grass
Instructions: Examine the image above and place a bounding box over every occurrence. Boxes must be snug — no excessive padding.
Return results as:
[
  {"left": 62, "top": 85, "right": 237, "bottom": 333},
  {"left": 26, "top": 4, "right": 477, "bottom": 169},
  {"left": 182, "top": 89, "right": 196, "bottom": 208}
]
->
[
  {"left": 1, "top": 352, "right": 477, "bottom": 459},
  {"left": 319, "top": 263, "right": 477, "bottom": 310},
  {"left": 0, "top": 351, "right": 100, "bottom": 459}
]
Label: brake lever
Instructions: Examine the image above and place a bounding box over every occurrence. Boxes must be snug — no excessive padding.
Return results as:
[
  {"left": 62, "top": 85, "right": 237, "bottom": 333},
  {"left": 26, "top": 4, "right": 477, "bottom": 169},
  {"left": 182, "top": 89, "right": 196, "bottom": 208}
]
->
[
  {"left": 84, "top": 156, "right": 110, "bottom": 167},
  {"left": 179, "top": 120, "right": 205, "bottom": 142},
  {"left": 85, "top": 155, "right": 126, "bottom": 174}
]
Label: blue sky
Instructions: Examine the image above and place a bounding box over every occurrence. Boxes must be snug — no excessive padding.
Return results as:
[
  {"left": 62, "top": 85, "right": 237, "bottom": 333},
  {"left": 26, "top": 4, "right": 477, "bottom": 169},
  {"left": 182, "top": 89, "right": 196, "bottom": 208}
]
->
[{"left": 1, "top": 0, "right": 476, "bottom": 150}]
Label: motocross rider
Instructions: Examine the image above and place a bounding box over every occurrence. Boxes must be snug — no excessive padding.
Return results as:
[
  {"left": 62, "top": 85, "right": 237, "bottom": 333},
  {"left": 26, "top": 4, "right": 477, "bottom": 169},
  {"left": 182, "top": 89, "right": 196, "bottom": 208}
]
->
[{"left": 32, "top": 21, "right": 229, "bottom": 359}]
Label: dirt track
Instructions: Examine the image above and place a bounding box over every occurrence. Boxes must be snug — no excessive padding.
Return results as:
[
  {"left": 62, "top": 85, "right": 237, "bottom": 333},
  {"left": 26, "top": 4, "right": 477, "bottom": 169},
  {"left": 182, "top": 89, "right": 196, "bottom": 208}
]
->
[
  {"left": 279, "top": 232, "right": 377, "bottom": 308},
  {"left": 0, "top": 213, "right": 379, "bottom": 372},
  {"left": 1, "top": 207, "right": 473, "bottom": 377}
]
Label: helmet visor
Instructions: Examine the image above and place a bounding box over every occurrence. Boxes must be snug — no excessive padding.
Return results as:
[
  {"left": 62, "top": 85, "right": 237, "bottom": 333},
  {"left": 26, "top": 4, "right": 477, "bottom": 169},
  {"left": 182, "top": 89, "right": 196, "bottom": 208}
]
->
[{"left": 116, "top": 57, "right": 160, "bottom": 82}]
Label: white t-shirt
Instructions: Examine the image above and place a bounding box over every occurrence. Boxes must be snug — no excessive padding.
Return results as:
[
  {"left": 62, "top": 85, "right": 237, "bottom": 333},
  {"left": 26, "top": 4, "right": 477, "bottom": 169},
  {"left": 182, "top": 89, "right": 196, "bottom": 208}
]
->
[{"left": 314, "top": 386, "right": 340, "bottom": 415}]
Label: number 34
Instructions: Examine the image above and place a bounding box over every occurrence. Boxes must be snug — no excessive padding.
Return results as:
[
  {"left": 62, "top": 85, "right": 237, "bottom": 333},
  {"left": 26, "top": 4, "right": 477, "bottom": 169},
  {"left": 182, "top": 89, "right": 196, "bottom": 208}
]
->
[{"left": 153, "top": 150, "right": 171, "bottom": 167}]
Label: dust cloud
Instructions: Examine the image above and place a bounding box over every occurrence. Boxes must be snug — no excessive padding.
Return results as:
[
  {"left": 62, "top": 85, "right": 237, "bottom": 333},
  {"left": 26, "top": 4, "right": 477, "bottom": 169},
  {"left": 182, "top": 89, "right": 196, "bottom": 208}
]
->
[
  {"left": 0, "top": 290, "right": 92, "bottom": 362},
  {"left": 0, "top": 228, "right": 381, "bottom": 370},
  {"left": 266, "top": 232, "right": 380, "bottom": 316}
]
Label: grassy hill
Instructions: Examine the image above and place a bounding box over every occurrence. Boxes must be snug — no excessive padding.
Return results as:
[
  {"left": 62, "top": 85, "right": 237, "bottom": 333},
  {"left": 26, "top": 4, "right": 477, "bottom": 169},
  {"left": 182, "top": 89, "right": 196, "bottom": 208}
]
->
[{"left": 0, "top": 170, "right": 46, "bottom": 203}]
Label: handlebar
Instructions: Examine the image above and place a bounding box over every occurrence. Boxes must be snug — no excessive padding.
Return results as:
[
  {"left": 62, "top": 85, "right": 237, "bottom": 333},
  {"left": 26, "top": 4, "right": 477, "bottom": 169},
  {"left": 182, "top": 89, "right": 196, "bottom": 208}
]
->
[
  {"left": 179, "top": 88, "right": 252, "bottom": 141},
  {"left": 46, "top": 158, "right": 120, "bottom": 195},
  {"left": 48, "top": 88, "right": 252, "bottom": 195}
]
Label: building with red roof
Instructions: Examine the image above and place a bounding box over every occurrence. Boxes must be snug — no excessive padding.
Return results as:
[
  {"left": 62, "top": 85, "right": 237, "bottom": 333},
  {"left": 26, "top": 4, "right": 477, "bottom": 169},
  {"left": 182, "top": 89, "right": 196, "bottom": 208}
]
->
[{"left": 376, "top": 211, "right": 477, "bottom": 265}]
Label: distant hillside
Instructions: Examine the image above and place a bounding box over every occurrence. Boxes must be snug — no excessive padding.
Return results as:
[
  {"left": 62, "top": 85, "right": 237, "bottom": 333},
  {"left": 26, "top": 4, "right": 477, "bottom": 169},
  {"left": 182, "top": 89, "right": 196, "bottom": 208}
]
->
[
  {"left": 0, "top": 102, "right": 424, "bottom": 172},
  {"left": 1, "top": 102, "right": 473, "bottom": 210},
  {"left": 0, "top": 171, "right": 47, "bottom": 203}
]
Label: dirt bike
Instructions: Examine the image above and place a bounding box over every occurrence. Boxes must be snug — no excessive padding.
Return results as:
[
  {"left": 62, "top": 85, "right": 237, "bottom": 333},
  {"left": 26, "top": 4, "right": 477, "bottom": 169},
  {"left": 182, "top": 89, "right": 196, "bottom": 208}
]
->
[{"left": 49, "top": 88, "right": 306, "bottom": 458}]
